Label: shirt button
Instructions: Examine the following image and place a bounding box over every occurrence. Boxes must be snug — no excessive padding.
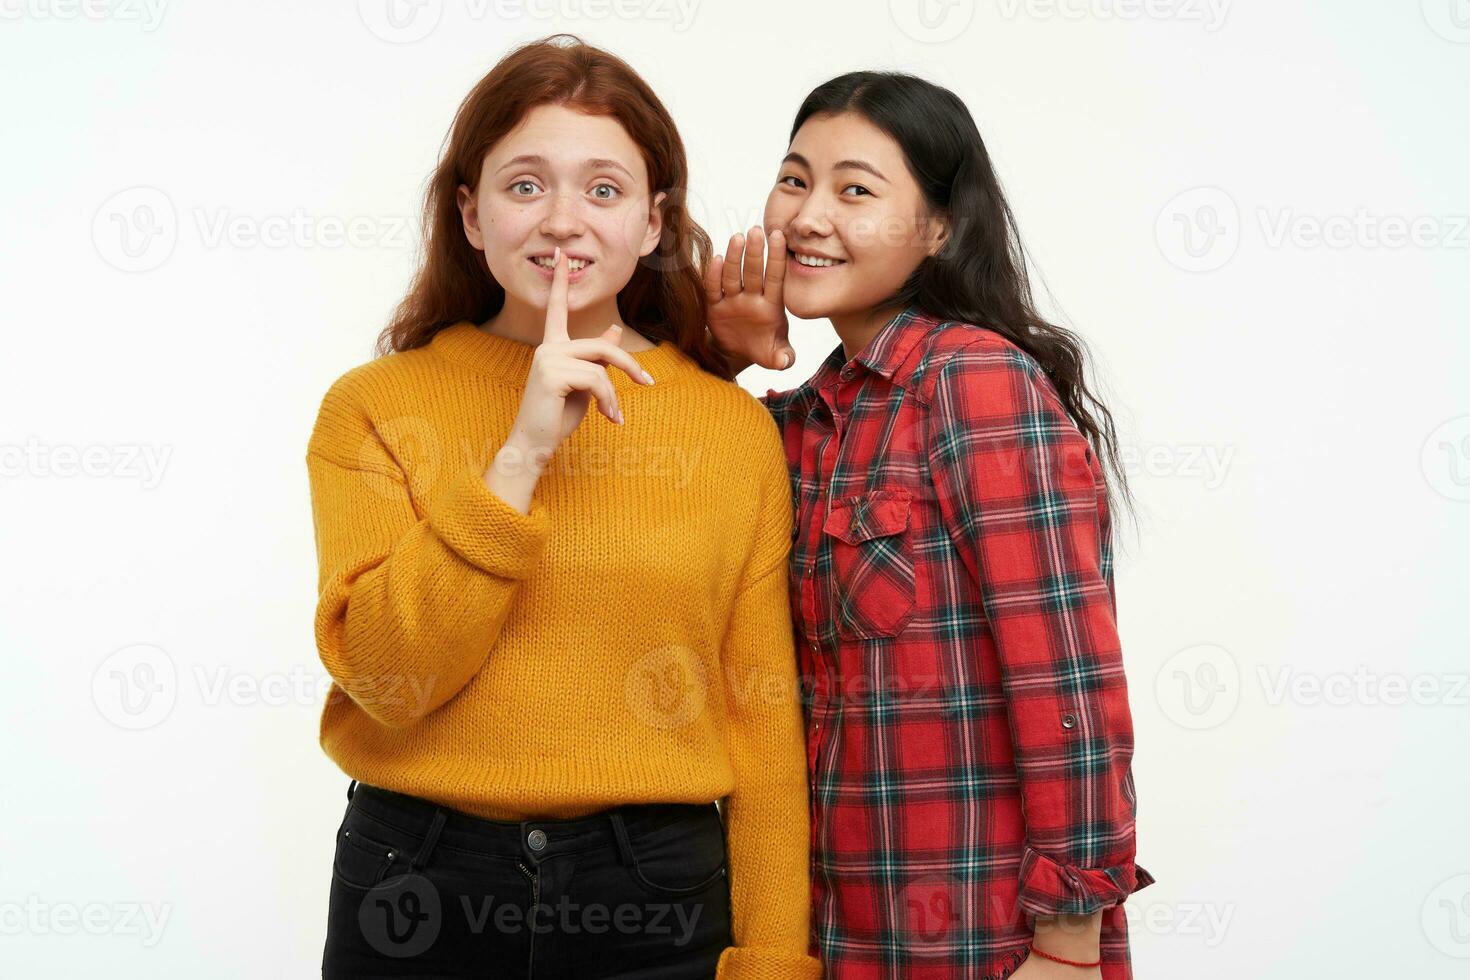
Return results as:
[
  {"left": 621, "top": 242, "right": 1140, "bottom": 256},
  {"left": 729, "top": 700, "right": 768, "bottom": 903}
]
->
[
  {"left": 527, "top": 829, "right": 547, "bottom": 851},
  {"left": 840, "top": 367, "right": 853, "bottom": 380},
  {"left": 1061, "top": 712, "right": 1077, "bottom": 730}
]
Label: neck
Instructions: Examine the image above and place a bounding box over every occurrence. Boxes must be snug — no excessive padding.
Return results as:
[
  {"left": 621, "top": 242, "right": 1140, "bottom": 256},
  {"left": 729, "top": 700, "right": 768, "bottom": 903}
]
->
[
  {"left": 481, "top": 294, "right": 650, "bottom": 348},
  {"left": 831, "top": 303, "right": 904, "bottom": 361}
]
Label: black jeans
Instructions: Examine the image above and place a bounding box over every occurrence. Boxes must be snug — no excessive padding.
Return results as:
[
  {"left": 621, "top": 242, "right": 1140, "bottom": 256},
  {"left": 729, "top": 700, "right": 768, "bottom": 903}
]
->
[{"left": 322, "top": 779, "right": 733, "bottom": 979}]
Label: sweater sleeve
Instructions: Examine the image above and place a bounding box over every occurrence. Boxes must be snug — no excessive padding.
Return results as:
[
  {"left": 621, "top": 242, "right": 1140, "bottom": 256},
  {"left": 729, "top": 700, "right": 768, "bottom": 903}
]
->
[
  {"left": 715, "top": 421, "right": 823, "bottom": 980},
  {"left": 305, "top": 380, "right": 551, "bottom": 729},
  {"left": 927, "top": 341, "right": 1151, "bottom": 917}
]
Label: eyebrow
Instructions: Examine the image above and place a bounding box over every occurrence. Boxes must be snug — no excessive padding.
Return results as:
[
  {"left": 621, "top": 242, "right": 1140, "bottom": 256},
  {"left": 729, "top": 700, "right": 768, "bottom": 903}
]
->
[
  {"left": 782, "top": 152, "right": 889, "bottom": 183},
  {"left": 495, "top": 154, "right": 636, "bottom": 180}
]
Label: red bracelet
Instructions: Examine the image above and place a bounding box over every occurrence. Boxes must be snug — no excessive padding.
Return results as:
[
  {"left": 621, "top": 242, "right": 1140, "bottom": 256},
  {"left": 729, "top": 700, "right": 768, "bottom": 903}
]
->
[{"left": 1029, "top": 944, "right": 1102, "bottom": 968}]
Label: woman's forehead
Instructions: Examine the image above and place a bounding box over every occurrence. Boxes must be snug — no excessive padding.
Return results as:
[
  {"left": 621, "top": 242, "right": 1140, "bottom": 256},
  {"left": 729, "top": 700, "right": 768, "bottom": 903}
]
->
[{"left": 489, "top": 104, "right": 646, "bottom": 182}]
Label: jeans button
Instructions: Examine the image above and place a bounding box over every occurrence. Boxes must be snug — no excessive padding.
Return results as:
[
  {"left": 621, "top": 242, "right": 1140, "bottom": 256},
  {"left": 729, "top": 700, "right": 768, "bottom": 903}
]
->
[{"left": 527, "top": 829, "right": 547, "bottom": 851}]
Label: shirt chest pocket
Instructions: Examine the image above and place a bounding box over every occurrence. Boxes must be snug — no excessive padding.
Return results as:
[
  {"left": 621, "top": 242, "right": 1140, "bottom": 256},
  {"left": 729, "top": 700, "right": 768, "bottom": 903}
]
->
[{"left": 822, "top": 488, "right": 917, "bottom": 639}]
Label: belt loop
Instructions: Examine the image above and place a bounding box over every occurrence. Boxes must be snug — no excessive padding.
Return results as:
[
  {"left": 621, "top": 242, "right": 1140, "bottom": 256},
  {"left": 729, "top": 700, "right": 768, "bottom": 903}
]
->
[
  {"left": 346, "top": 778, "right": 358, "bottom": 801},
  {"left": 608, "top": 811, "right": 636, "bottom": 866},
  {"left": 409, "top": 808, "right": 447, "bottom": 874},
  {"left": 714, "top": 800, "right": 729, "bottom": 850}
]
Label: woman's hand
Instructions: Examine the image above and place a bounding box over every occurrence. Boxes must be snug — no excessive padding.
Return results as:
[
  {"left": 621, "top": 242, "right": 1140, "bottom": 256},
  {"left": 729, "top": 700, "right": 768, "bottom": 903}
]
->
[
  {"left": 507, "top": 245, "right": 655, "bottom": 460},
  {"left": 703, "top": 225, "right": 795, "bottom": 374}
]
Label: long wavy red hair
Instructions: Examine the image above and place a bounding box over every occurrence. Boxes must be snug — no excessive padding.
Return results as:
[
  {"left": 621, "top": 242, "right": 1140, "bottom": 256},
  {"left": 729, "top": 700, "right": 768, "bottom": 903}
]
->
[{"left": 375, "top": 34, "right": 726, "bottom": 378}]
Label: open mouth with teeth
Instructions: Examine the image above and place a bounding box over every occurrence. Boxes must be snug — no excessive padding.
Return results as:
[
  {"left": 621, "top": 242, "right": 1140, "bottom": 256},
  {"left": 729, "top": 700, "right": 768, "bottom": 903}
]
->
[
  {"left": 790, "top": 251, "right": 847, "bottom": 269},
  {"left": 530, "top": 255, "right": 594, "bottom": 273}
]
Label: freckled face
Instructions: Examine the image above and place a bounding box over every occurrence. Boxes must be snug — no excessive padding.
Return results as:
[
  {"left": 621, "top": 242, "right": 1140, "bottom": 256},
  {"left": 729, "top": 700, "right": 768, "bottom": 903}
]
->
[
  {"left": 458, "top": 103, "right": 664, "bottom": 313},
  {"left": 763, "top": 112, "right": 945, "bottom": 321}
]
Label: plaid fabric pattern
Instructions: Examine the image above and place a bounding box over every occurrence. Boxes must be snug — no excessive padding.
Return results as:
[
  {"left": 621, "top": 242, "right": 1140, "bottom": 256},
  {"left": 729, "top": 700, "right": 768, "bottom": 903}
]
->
[{"left": 762, "top": 307, "right": 1154, "bottom": 980}]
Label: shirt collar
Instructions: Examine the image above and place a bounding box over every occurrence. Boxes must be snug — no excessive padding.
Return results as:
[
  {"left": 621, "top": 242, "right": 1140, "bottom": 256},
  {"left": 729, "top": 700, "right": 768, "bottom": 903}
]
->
[
  {"left": 853, "top": 305, "right": 936, "bottom": 382},
  {"left": 795, "top": 305, "right": 937, "bottom": 401}
]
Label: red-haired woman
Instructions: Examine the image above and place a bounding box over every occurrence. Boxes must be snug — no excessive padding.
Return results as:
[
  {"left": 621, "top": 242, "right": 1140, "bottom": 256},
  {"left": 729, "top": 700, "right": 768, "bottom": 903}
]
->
[{"left": 306, "top": 36, "right": 819, "bottom": 980}]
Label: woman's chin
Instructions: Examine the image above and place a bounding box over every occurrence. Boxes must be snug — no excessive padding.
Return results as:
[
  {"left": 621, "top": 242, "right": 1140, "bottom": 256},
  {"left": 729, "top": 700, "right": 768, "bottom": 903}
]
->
[{"left": 783, "top": 285, "right": 840, "bottom": 321}]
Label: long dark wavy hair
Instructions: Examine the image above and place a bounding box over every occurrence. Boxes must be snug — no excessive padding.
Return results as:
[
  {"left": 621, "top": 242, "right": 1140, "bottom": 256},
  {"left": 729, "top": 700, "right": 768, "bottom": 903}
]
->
[{"left": 791, "top": 72, "right": 1133, "bottom": 522}]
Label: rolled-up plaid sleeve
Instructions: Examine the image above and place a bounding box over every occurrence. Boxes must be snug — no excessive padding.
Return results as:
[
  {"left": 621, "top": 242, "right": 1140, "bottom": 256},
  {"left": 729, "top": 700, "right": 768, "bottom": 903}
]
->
[{"left": 927, "top": 339, "right": 1154, "bottom": 918}]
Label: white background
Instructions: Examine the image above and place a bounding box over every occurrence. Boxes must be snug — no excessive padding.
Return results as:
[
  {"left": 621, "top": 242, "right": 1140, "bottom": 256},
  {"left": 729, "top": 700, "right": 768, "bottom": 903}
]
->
[{"left": 3, "top": 0, "right": 1468, "bottom": 975}]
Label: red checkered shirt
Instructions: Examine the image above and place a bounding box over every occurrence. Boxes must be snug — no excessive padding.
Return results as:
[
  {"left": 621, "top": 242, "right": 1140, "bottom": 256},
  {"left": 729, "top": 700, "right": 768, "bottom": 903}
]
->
[{"left": 761, "top": 307, "right": 1155, "bottom": 980}]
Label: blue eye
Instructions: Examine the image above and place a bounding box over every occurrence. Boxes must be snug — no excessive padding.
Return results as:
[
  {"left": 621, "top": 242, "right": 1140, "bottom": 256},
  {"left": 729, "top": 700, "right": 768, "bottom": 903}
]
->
[
  {"left": 511, "top": 180, "right": 539, "bottom": 196},
  {"left": 591, "top": 184, "right": 619, "bottom": 200}
]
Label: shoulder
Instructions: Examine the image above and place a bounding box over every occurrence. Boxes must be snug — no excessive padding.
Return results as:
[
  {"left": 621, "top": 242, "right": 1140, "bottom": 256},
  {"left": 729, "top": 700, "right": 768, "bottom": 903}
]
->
[
  {"left": 315, "top": 343, "right": 441, "bottom": 407},
  {"left": 911, "top": 321, "right": 1059, "bottom": 412},
  {"left": 306, "top": 345, "right": 441, "bottom": 463},
  {"left": 677, "top": 359, "right": 784, "bottom": 444}
]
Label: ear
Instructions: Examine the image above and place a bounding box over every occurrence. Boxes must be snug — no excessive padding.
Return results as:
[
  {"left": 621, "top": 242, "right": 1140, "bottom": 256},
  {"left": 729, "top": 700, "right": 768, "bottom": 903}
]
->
[
  {"left": 638, "top": 190, "right": 667, "bottom": 258},
  {"left": 926, "top": 211, "right": 950, "bottom": 257},
  {"left": 456, "top": 183, "right": 484, "bottom": 251}
]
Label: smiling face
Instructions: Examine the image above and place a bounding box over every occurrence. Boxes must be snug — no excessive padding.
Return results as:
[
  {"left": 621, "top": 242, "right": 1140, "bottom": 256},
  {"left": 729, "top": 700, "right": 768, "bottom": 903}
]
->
[
  {"left": 457, "top": 103, "right": 664, "bottom": 317},
  {"left": 763, "top": 111, "right": 947, "bottom": 323}
]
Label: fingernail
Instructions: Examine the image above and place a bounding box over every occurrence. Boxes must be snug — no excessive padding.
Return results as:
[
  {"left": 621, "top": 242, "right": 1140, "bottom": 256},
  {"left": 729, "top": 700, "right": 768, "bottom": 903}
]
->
[
  {"left": 611, "top": 324, "right": 622, "bottom": 333},
  {"left": 642, "top": 370, "right": 655, "bottom": 384},
  {"left": 553, "top": 246, "right": 561, "bottom": 263}
]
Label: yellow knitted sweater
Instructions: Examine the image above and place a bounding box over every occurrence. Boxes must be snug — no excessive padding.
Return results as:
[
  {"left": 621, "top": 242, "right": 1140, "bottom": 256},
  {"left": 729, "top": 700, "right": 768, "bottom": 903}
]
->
[{"left": 305, "top": 320, "right": 819, "bottom": 979}]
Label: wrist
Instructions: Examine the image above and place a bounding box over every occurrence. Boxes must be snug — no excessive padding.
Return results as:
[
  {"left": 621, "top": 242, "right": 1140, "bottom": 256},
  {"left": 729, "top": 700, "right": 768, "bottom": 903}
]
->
[
  {"left": 704, "top": 326, "right": 751, "bottom": 376},
  {"left": 497, "top": 431, "right": 551, "bottom": 476},
  {"left": 502, "top": 431, "right": 552, "bottom": 470},
  {"left": 1030, "top": 912, "right": 1102, "bottom": 963}
]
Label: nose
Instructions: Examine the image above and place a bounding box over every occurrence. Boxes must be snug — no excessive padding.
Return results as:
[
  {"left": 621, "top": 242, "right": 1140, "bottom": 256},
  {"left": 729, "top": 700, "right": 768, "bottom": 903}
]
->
[
  {"left": 540, "top": 191, "right": 584, "bottom": 240},
  {"left": 790, "top": 193, "right": 834, "bottom": 239}
]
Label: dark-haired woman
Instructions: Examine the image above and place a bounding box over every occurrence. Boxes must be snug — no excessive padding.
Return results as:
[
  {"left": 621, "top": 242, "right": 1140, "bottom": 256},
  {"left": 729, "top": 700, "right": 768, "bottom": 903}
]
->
[
  {"left": 707, "top": 73, "right": 1155, "bottom": 980},
  {"left": 307, "top": 36, "right": 821, "bottom": 979}
]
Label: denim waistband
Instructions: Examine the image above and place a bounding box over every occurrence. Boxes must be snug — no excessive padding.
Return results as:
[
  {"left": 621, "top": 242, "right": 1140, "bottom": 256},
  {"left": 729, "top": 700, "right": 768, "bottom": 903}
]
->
[{"left": 344, "top": 778, "right": 721, "bottom": 866}]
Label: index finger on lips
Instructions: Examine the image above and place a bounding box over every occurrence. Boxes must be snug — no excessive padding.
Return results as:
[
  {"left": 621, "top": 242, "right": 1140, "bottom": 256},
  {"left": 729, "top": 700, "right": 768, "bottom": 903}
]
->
[{"left": 543, "top": 245, "right": 570, "bottom": 343}]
